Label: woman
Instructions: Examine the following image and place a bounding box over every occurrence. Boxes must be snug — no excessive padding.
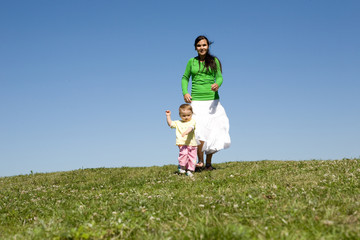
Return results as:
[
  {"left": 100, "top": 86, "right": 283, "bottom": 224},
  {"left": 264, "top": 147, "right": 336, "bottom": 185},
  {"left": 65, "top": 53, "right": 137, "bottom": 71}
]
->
[{"left": 181, "top": 35, "right": 231, "bottom": 171}]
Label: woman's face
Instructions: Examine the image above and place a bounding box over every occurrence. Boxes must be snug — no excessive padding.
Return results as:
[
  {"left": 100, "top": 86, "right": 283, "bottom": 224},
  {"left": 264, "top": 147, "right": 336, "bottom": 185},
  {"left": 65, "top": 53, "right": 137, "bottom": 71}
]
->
[{"left": 195, "top": 39, "right": 209, "bottom": 58}]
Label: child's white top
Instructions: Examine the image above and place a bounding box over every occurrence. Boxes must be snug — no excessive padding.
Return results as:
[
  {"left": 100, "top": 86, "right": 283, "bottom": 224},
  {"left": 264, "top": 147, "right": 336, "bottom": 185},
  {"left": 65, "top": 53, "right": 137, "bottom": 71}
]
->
[{"left": 170, "top": 119, "right": 197, "bottom": 146}]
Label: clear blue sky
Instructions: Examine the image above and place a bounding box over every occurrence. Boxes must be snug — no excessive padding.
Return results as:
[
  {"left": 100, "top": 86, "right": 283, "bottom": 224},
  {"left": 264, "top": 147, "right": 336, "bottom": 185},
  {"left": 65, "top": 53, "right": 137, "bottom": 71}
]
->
[{"left": 1, "top": 0, "right": 359, "bottom": 177}]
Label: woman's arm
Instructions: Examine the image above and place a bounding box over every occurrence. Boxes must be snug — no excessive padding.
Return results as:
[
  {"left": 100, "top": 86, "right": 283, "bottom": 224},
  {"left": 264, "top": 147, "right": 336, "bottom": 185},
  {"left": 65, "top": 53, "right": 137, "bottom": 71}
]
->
[
  {"left": 182, "top": 59, "right": 193, "bottom": 102},
  {"left": 214, "top": 57, "right": 223, "bottom": 88},
  {"left": 183, "top": 93, "right": 192, "bottom": 103}
]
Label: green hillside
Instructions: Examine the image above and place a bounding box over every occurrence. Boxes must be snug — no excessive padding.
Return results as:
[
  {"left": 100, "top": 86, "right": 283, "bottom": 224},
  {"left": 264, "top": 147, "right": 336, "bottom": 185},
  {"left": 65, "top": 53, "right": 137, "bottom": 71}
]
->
[{"left": 1, "top": 159, "right": 359, "bottom": 239}]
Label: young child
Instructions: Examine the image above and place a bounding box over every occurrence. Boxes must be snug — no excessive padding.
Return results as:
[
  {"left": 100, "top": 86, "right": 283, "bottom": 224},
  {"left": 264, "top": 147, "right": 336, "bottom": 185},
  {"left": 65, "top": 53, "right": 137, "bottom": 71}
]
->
[{"left": 165, "top": 104, "right": 197, "bottom": 177}]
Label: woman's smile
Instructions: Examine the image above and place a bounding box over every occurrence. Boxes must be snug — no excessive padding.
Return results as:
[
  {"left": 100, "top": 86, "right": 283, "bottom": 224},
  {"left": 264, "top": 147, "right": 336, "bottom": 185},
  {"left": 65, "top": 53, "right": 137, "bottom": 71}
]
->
[{"left": 196, "top": 39, "right": 209, "bottom": 58}]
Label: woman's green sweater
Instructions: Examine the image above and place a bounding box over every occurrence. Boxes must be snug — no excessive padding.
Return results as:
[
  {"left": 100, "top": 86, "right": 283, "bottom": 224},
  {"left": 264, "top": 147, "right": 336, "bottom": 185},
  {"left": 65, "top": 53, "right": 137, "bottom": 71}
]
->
[{"left": 181, "top": 57, "right": 223, "bottom": 101}]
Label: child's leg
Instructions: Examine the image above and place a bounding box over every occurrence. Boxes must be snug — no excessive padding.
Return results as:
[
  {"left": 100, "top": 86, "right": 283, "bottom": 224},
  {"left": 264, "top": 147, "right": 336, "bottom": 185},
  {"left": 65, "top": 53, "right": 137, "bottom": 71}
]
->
[
  {"left": 178, "top": 146, "right": 188, "bottom": 170},
  {"left": 186, "top": 146, "right": 198, "bottom": 172}
]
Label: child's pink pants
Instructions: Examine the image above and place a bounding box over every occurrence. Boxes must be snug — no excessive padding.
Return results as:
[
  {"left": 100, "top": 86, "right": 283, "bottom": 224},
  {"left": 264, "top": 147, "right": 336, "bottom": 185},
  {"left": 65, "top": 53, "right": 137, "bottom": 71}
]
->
[{"left": 178, "top": 145, "right": 197, "bottom": 171}]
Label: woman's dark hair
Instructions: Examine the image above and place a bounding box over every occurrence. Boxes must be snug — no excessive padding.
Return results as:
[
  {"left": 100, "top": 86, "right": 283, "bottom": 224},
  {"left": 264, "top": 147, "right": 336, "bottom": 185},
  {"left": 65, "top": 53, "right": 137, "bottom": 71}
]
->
[{"left": 194, "top": 35, "right": 222, "bottom": 73}]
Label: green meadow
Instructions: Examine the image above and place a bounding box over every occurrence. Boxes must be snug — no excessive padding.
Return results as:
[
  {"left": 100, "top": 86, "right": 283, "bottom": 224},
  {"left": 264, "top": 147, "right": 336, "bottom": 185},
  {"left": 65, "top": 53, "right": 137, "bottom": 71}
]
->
[{"left": 0, "top": 159, "right": 359, "bottom": 239}]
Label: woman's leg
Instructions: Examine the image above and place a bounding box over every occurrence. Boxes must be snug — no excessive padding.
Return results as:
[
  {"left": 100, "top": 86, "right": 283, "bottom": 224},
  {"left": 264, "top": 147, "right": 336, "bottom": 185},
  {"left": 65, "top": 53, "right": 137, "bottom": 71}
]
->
[
  {"left": 205, "top": 153, "right": 216, "bottom": 170},
  {"left": 205, "top": 153, "right": 213, "bottom": 166},
  {"left": 196, "top": 141, "right": 205, "bottom": 167},
  {"left": 197, "top": 141, "right": 216, "bottom": 170}
]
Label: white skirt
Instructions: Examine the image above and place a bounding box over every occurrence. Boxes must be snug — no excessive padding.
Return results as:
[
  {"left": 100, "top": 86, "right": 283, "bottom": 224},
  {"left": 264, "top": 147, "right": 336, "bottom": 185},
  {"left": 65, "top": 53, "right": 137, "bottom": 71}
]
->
[{"left": 191, "top": 100, "right": 231, "bottom": 154}]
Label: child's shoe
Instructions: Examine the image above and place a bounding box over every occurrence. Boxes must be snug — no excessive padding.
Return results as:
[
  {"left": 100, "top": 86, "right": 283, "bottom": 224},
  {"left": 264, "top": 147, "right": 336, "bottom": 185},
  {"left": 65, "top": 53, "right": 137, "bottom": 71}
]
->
[
  {"left": 186, "top": 171, "right": 194, "bottom": 177},
  {"left": 178, "top": 169, "right": 186, "bottom": 174}
]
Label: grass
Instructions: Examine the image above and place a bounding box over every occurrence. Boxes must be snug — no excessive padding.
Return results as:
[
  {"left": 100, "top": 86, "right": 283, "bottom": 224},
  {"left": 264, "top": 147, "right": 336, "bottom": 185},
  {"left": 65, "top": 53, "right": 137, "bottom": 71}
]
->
[{"left": 0, "top": 159, "right": 359, "bottom": 239}]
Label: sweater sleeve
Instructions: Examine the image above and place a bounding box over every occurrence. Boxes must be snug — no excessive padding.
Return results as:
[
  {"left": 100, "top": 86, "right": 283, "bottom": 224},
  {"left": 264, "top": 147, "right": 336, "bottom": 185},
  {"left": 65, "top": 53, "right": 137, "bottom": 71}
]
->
[
  {"left": 181, "top": 59, "right": 192, "bottom": 95},
  {"left": 214, "top": 58, "right": 223, "bottom": 87}
]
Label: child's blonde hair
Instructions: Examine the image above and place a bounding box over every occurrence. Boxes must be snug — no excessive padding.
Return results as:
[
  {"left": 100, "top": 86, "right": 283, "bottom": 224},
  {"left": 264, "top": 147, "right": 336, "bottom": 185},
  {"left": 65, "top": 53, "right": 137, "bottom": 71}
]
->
[{"left": 179, "top": 104, "right": 193, "bottom": 114}]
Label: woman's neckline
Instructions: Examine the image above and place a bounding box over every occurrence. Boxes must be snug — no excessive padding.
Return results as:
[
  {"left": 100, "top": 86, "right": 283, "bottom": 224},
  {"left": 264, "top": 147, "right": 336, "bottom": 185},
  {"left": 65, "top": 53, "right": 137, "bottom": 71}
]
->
[{"left": 197, "top": 56, "right": 205, "bottom": 62}]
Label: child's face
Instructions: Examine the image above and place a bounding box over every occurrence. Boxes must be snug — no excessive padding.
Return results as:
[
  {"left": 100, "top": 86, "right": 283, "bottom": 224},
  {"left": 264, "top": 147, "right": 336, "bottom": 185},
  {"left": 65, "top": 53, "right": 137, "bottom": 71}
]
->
[{"left": 179, "top": 109, "right": 192, "bottom": 122}]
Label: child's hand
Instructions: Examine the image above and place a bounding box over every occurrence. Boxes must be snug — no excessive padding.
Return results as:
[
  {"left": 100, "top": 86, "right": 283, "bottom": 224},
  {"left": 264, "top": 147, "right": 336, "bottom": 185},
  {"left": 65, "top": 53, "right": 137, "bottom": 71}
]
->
[
  {"left": 166, "top": 110, "right": 173, "bottom": 127},
  {"left": 181, "top": 127, "right": 193, "bottom": 137}
]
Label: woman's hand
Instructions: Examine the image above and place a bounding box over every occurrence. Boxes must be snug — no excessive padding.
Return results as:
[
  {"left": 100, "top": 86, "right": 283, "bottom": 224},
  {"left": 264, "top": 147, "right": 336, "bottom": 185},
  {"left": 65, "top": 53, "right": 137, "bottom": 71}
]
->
[
  {"left": 184, "top": 93, "right": 192, "bottom": 103},
  {"left": 211, "top": 83, "right": 219, "bottom": 92}
]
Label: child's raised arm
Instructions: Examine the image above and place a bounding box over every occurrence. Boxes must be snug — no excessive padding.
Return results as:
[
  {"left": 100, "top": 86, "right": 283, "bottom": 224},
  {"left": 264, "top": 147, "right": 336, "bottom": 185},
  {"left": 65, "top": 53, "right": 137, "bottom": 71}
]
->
[{"left": 165, "top": 110, "right": 172, "bottom": 127}]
